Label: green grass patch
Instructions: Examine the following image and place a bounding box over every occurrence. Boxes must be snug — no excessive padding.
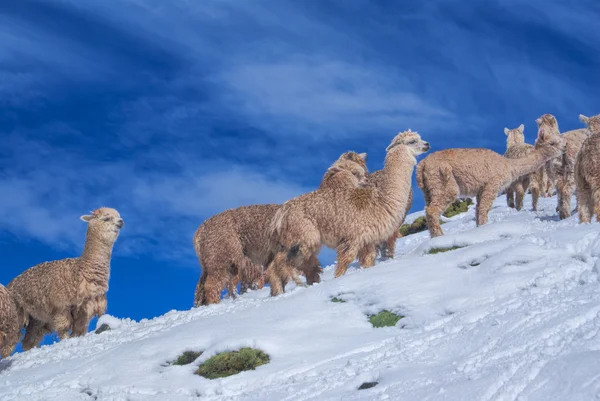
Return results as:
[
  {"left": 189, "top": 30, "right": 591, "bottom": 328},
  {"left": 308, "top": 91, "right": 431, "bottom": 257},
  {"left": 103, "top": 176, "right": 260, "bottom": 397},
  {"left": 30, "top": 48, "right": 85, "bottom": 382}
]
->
[
  {"left": 427, "top": 245, "right": 465, "bottom": 255},
  {"left": 172, "top": 350, "right": 203, "bottom": 366},
  {"left": 195, "top": 348, "right": 270, "bottom": 379},
  {"left": 399, "top": 216, "right": 446, "bottom": 237},
  {"left": 331, "top": 296, "right": 346, "bottom": 303},
  {"left": 368, "top": 310, "right": 404, "bottom": 328},
  {"left": 442, "top": 198, "right": 473, "bottom": 218},
  {"left": 399, "top": 198, "right": 473, "bottom": 237}
]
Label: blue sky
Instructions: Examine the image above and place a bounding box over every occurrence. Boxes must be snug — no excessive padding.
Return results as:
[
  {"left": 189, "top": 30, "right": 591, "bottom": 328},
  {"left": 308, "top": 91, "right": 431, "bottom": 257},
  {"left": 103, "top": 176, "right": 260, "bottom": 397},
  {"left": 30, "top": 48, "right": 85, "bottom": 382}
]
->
[{"left": 1, "top": 0, "right": 599, "bottom": 336}]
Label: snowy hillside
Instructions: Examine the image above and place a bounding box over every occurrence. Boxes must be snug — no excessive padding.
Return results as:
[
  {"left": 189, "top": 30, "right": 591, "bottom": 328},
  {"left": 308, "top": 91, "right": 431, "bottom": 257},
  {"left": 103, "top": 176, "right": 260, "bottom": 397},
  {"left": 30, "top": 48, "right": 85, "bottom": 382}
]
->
[{"left": 1, "top": 194, "right": 600, "bottom": 401}]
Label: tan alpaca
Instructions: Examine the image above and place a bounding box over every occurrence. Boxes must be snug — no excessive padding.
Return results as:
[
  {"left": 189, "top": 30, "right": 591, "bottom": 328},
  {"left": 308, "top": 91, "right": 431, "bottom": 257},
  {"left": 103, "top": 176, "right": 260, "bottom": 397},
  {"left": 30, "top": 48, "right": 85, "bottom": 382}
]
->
[
  {"left": 357, "top": 172, "right": 414, "bottom": 266},
  {"left": 503, "top": 124, "right": 541, "bottom": 211},
  {"left": 266, "top": 130, "right": 429, "bottom": 296},
  {"left": 8, "top": 208, "right": 123, "bottom": 350},
  {"left": 575, "top": 114, "right": 600, "bottom": 223},
  {"left": 417, "top": 118, "right": 564, "bottom": 237},
  {"left": 193, "top": 152, "right": 369, "bottom": 306},
  {"left": 0, "top": 285, "right": 21, "bottom": 359},
  {"left": 536, "top": 114, "right": 592, "bottom": 219}
]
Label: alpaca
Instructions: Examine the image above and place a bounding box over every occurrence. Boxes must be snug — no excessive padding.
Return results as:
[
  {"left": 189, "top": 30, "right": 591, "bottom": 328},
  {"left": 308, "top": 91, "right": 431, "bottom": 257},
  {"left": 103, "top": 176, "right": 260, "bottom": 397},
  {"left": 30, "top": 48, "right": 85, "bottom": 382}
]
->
[
  {"left": 575, "top": 114, "right": 600, "bottom": 223},
  {"left": 0, "top": 285, "right": 20, "bottom": 359},
  {"left": 193, "top": 152, "right": 369, "bottom": 306},
  {"left": 8, "top": 207, "right": 123, "bottom": 350},
  {"left": 536, "top": 114, "right": 591, "bottom": 219},
  {"left": 417, "top": 119, "right": 564, "bottom": 237},
  {"left": 357, "top": 179, "right": 414, "bottom": 267},
  {"left": 503, "top": 124, "right": 541, "bottom": 211},
  {"left": 266, "top": 129, "right": 429, "bottom": 296}
]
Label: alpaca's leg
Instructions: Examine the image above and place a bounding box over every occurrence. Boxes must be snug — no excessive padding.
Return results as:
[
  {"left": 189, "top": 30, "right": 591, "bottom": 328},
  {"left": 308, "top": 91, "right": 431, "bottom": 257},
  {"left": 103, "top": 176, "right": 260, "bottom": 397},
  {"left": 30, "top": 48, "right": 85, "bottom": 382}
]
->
[
  {"left": 21, "top": 317, "right": 48, "bottom": 351},
  {"left": 384, "top": 230, "right": 400, "bottom": 259},
  {"left": 193, "top": 273, "right": 206, "bottom": 308},
  {"left": 303, "top": 253, "right": 322, "bottom": 285},
  {"left": 335, "top": 241, "right": 359, "bottom": 278},
  {"left": 71, "top": 301, "right": 93, "bottom": 337},
  {"left": 476, "top": 187, "right": 497, "bottom": 226},
  {"left": 204, "top": 274, "right": 225, "bottom": 304},
  {"left": 357, "top": 243, "right": 377, "bottom": 267},
  {"left": 266, "top": 252, "right": 294, "bottom": 296},
  {"left": 557, "top": 166, "right": 575, "bottom": 219},
  {"left": 529, "top": 176, "right": 540, "bottom": 211},
  {"left": 426, "top": 191, "right": 456, "bottom": 238},
  {"left": 53, "top": 309, "right": 72, "bottom": 340},
  {"left": 506, "top": 186, "right": 515, "bottom": 208},
  {"left": 577, "top": 185, "right": 593, "bottom": 223},
  {"left": 593, "top": 189, "right": 600, "bottom": 223},
  {"left": 514, "top": 182, "right": 525, "bottom": 211}
]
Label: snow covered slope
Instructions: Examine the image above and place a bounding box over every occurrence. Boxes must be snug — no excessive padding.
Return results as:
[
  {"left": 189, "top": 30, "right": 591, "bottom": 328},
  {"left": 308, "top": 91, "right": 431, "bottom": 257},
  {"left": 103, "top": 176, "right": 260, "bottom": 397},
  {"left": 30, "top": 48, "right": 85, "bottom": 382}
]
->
[{"left": 1, "top": 195, "right": 600, "bottom": 401}]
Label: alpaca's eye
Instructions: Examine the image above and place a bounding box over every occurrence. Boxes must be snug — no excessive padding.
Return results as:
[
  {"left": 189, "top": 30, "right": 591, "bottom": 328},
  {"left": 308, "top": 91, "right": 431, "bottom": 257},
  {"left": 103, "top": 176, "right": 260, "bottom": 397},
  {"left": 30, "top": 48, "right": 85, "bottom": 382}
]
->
[
  {"left": 408, "top": 140, "right": 417, "bottom": 144},
  {"left": 102, "top": 217, "right": 111, "bottom": 222}
]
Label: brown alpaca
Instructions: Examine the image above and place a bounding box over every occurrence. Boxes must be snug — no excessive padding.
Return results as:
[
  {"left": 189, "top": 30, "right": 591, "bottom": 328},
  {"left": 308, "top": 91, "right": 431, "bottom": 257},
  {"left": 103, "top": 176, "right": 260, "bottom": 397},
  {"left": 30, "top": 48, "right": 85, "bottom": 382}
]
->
[
  {"left": 266, "top": 129, "right": 429, "bottom": 296},
  {"left": 537, "top": 114, "right": 592, "bottom": 219},
  {"left": 193, "top": 152, "right": 369, "bottom": 306},
  {"left": 8, "top": 208, "right": 123, "bottom": 350},
  {"left": 417, "top": 118, "right": 564, "bottom": 237},
  {"left": 575, "top": 114, "right": 600, "bottom": 223},
  {"left": 503, "top": 124, "right": 541, "bottom": 211},
  {"left": 0, "top": 285, "right": 21, "bottom": 359}
]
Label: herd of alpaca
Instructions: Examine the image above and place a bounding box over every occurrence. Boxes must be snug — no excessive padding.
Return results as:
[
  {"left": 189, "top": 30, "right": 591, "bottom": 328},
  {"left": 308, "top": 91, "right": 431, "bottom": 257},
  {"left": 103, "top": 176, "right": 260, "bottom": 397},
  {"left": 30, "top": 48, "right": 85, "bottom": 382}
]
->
[{"left": 1, "top": 113, "right": 599, "bottom": 359}]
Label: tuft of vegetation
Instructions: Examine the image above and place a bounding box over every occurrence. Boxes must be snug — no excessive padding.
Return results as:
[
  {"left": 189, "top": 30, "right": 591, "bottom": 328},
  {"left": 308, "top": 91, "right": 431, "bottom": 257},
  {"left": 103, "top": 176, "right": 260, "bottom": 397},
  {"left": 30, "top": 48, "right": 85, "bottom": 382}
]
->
[
  {"left": 399, "top": 216, "right": 446, "bottom": 237},
  {"left": 195, "top": 348, "right": 270, "bottom": 379},
  {"left": 399, "top": 198, "right": 473, "bottom": 237},
  {"left": 427, "top": 246, "right": 465, "bottom": 255},
  {"left": 172, "top": 350, "right": 203, "bottom": 366},
  {"left": 331, "top": 296, "right": 346, "bottom": 303},
  {"left": 94, "top": 323, "right": 111, "bottom": 335},
  {"left": 358, "top": 381, "right": 379, "bottom": 390},
  {"left": 368, "top": 310, "right": 404, "bottom": 328},
  {"left": 443, "top": 198, "right": 473, "bottom": 218}
]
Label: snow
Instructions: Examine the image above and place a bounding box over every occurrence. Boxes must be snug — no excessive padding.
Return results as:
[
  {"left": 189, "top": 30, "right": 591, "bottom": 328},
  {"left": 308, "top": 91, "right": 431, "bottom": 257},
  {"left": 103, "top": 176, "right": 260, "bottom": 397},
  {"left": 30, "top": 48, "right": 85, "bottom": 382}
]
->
[{"left": 2, "top": 194, "right": 600, "bottom": 401}]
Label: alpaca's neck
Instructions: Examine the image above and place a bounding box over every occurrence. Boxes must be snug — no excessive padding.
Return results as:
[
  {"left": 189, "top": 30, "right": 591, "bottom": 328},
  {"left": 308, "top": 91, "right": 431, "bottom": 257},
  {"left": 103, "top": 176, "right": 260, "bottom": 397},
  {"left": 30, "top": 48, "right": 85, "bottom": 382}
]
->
[
  {"left": 508, "top": 147, "right": 553, "bottom": 180},
  {"left": 78, "top": 231, "right": 114, "bottom": 294},
  {"left": 376, "top": 145, "right": 415, "bottom": 210}
]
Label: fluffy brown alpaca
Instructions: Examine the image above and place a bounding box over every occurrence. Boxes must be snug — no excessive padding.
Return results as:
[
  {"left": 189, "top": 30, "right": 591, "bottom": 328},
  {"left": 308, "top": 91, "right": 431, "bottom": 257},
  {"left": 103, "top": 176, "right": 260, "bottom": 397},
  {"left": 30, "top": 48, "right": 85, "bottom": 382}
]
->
[
  {"left": 537, "top": 114, "right": 592, "bottom": 219},
  {"left": 503, "top": 124, "right": 541, "bottom": 211},
  {"left": 575, "top": 114, "right": 600, "bottom": 223},
  {"left": 266, "top": 130, "right": 429, "bottom": 296},
  {"left": 417, "top": 120, "right": 564, "bottom": 237},
  {"left": 193, "top": 152, "right": 369, "bottom": 306},
  {"left": 0, "top": 285, "right": 21, "bottom": 359},
  {"left": 8, "top": 208, "right": 123, "bottom": 350}
]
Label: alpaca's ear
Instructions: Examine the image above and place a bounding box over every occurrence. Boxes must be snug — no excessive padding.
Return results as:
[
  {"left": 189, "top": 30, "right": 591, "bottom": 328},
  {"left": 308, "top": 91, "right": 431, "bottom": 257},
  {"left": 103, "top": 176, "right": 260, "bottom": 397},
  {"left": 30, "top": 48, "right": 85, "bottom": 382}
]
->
[
  {"left": 80, "top": 215, "right": 93, "bottom": 222},
  {"left": 518, "top": 124, "right": 524, "bottom": 132},
  {"left": 358, "top": 152, "right": 368, "bottom": 162},
  {"left": 579, "top": 114, "right": 590, "bottom": 126},
  {"left": 328, "top": 166, "right": 342, "bottom": 174},
  {"left": 536, "top": 118, "right": 542, "bottom": 125},
  {"left": 504, "top": 127, "right": 509, "bottom": 135}
]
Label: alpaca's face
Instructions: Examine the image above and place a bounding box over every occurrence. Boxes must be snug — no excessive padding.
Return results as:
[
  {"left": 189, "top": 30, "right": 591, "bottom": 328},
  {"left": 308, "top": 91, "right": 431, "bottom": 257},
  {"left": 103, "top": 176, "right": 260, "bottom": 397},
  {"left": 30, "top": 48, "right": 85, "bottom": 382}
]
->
[
  {"left": 81, "top": 207, "right": 124, "bottom": 242},
  {"left": 386, "top": 130, "right": 430, "bottom": 156},
  {"left": 580, "top": 114, "right": 600, "bottom": 135},
  {"left": 536, "top": 114, "right": 560, "bottom": 138}
]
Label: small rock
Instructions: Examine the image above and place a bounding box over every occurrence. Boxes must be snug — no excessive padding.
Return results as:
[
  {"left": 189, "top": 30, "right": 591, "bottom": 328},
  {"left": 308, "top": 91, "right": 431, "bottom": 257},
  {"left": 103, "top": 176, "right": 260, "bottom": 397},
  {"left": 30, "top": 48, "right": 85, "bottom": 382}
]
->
[
  {"left": 358, "top": 381, "right": 378, "bottom": 390},
  {"left": 95, "top": 323, "right": 111, "bottom": 334}
]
